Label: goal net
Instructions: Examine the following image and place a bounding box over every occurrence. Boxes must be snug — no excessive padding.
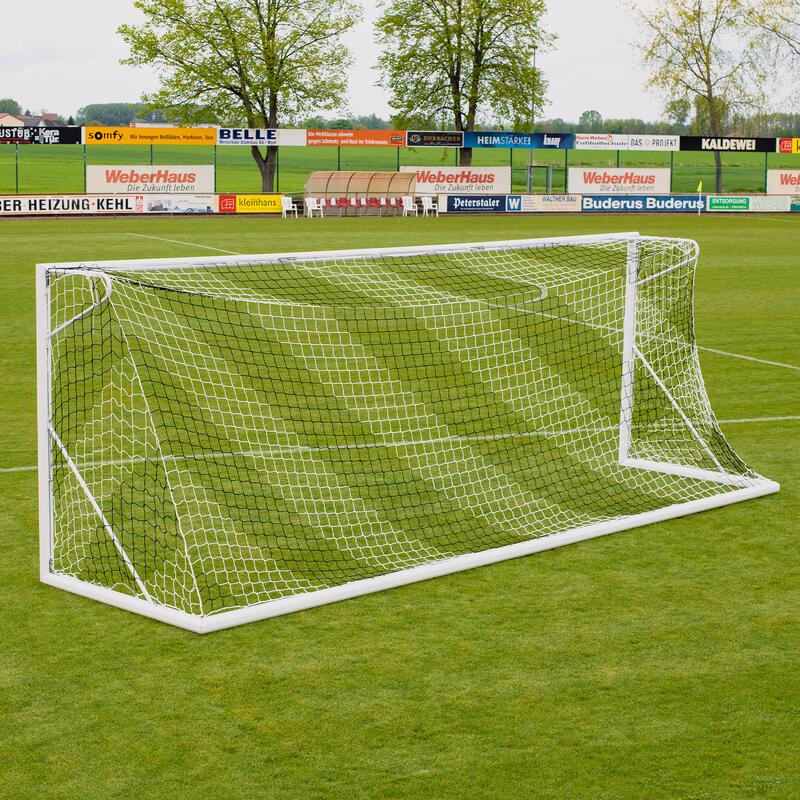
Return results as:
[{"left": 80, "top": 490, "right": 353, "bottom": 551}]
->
[{"left": 36, "top": 233, "right": 778, "bottom": 632}]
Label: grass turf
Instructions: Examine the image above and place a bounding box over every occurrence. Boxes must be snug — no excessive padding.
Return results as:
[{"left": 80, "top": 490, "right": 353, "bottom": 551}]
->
[
  {"left": 0, "top": 143, "right": 797, "bottom": 195},
  {"left": 1, "top": 213, "right": 799, "bottom": 799}
]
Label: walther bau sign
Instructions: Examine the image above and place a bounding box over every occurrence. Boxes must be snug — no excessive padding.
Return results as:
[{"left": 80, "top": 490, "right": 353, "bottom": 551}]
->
[
  {"left": 400, "top": 166, "right": 511, "bottom": 195},
  {"left": 86, "top": 165, "right": 215, "bottom": 193}
]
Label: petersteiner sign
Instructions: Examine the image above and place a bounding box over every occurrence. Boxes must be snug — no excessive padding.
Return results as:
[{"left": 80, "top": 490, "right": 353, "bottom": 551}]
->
[
  {"left": 568, "top": 167, "right": 671, "bottom": 195},
  {"left": 86, "top": 165, "right": 215, "bottom": 194},
  {"left": 400, "top": 166, "right": 511, "bottom": 195}
]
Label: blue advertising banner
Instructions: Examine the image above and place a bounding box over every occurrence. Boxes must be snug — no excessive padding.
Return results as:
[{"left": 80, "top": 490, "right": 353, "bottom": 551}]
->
[
  {"left": 463, "top": 131, "right": 574, "bottom": 149},
  {"left": 581, "top": 195, "right": 706, "bottom": 213}
]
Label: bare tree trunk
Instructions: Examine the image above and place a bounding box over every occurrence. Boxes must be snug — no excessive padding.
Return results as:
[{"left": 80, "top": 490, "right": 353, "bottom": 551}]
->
[
  {"left": 250, "top": 145, "right": 278, "bottom": 192},
  {"left": 459, "top": 147, "right": 473, "bottom": 166},
  {"left": 708, "top": 95, "right": 723, "bottom": 194}
]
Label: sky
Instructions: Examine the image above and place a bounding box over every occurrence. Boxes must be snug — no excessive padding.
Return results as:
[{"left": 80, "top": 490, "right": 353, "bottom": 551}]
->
[{"left": 1, "top": 0, "right": 664, "bottom": 123}]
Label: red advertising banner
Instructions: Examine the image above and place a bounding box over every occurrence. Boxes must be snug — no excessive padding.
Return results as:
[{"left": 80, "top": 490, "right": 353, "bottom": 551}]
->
[{"left": 306, "top": 129, "right": 406, "bottom": 146}]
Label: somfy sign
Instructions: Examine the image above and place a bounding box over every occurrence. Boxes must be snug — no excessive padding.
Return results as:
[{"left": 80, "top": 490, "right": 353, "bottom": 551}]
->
[
  {"left": 86, "top": 165, "right": 215, "bottom": 194},
  {"left": 568, "top": 167, "right": 671, "bottom": 195},
  {"left": 400, "top": 166, "right": 511, "bottom": 195}
]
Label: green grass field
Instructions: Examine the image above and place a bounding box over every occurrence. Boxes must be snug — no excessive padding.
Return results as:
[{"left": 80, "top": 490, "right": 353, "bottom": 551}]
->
[
  {"left": 1, "top": 213, "right": 799, "bottom": 799},
  {"left": 0, "top": 143, "right": 797, "bottom": 195}
]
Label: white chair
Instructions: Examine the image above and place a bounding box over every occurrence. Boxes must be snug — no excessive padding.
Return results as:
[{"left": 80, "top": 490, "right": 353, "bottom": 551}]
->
[
  {"left": 281, "top": 196, "right": 298, "bottom": 218},
  {"left": 402, "top": 196, "right": 418, "bottom": 217},
  {"left": 304, "top": 197, "right": 324, "bottom": 218},
  {"left": 421, "top": 196, "right": 439, "bottom": 217}
]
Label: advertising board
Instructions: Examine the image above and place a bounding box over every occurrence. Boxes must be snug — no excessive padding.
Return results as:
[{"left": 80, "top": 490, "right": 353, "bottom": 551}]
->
[
  {"left": 581, "top": 195, "right": 706, "bottom": 213},
  {"left": 628, "top": 134, "right": 680, "bottom": 151},
  {"left": 680, "top": 136, "right": 776, "bottom": 153},
  {"left": 766, "top": 170, "right": 800, "bottom": 194},
  {"left": 443, "top": 195, "right": 510, "bottom": 212},
  {"left": 233, "top": 194, "right": 284, "bottom": 213},
  {"left": 131, "top": 194, "right": 218, "bottom": 213},
  {"left": 306, "top": 130, "right": 406, "bottom": 146},
  {"left": 462, "top": 131, "right": 574, "bottom": 149},
  {"left": 86, "top": 165, "right": 215, "bottom": 194},
  {"left": 520, "top": 194, "right": 583, "bottom": 212},
  {"left": 84, "top": 127, "right": 216, "bottom": 145},
  {"left": 778, "top": 138, "right": 800, "bottom": 154},
  {"left": 575, "top": 134, "right": 630, "bottom": 150},
  {"left": 216, "top": 128, "right": 306, "bottom": 146},
  {"left": 706, "top": 195, "right": 791, "bottom": 212},
  {"left": 0, "top": 195, "right": 138, "bottom": 215},
  {"left": 568, "top": 167, "right": 671, "bottom": 195},
  {"left": 406, "top": 131, "right": 464, "bottom": 147},
  {"left": 400, "top": 165, "right": 511, "bottom": 195},
  {"left": 0, "top": 126, "right": 82, "bottom": 145}
]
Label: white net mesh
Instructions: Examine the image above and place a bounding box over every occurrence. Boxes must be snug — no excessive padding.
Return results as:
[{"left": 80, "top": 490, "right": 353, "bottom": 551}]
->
[{"left": 44, "top": 236, "right": 769, "bottom": 619}]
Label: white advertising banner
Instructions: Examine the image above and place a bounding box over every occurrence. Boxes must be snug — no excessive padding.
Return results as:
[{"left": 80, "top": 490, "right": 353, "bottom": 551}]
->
[
  {"left": 86, "top": 165, "right": 215, "bottom": 194},
  {"left": 131, "top": 194, "right": 219, "bottom": 213},
  {"left": 216, "top": 128, "right": 306, "bottom": 146},
  {"left": 575, "top": 133, "right": 630, "bottom": 150},
  {"left": 0, "top": 195, "right": 138, "bottom": 215},
  {"left": 400, "top": 165, "right": 511, "bottom": 195},
  {"left": 628, "top": 134, "right": 680, "bottom": 151},
  {"left": 521, "top": 194, "right": 583, "bottom": 212},
  {"left": 568, "top": 167, "right": 671, "bottom": 195},
  {"left": 766, "top": 170, "right": 800, "bottom": 195}
]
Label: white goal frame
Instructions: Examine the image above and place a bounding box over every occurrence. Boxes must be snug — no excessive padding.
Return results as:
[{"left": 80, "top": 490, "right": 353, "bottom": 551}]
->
[{"left": 36, "top": 232, "right": 780, "bottom": 633}]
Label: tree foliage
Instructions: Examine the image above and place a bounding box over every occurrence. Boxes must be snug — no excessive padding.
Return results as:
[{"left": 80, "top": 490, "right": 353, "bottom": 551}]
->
[
  {"left": 119, "top": 0, "right": 361, "bottom": 191},
  {"left": 75, "top": 103, "right": 166, "bottom": 125},
  {"left": 375, "top": 0, "right": 553, "bottom": 165},
  {"left": 0, "top": 98, "right": 23, "bottom": 116}
]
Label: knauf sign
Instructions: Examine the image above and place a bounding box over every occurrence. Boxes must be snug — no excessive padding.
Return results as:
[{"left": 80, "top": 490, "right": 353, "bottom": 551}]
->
[{"left": 582, "top": 195, "right": 706, "bottom": 213}]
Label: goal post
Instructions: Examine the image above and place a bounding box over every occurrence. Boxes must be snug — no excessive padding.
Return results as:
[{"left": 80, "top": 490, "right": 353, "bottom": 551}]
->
[{"left": 36, "top": 233, "right": 779, "bottom": 633}]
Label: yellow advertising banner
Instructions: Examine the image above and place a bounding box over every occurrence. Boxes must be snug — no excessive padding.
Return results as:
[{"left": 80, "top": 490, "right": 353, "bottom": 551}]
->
[
  {"left": 235, "top": 194, "right": 283, "bottom": 213},
  {"left": 84, "top": 127, "right": 217, "bottom": 146},
  {"left": 778, "top": 137, "right": 800, "bottom": 154}
]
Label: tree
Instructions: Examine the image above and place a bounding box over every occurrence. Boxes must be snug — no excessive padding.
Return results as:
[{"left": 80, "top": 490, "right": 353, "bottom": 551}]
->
[
  {"left": 0, "top": 98, "right": 22, "bottom": 116},
  {"left": 631, "top": 0, "right": 773, "bottom": 192},
  {"left": 578, "top": 109, "right": 603, "bottom": 132},
  {"left": 375, "top": 0, "right": 553, "bottom": 166},
  {"left": 66, "top": 115, "right": 76, "bottom": 126},
  {"left": 751, "top": 0, "right": 800, "bottom": 57},
  {"left": 120, "top": 0, "right": 361, "bottom": 191},
  {"left": 664, "top": 97, "right": 692, "bottom": 131}
]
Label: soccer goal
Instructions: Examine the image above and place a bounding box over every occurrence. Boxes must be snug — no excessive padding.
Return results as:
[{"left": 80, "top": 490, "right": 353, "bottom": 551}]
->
[{"left": 36, "top": 232, "right": 779, "bottom": 633}]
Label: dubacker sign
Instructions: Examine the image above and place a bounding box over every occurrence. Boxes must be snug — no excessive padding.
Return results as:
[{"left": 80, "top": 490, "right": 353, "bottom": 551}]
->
[
  {"left": 582, "top": 195, "right": 706, "bottom": 213},
  {"left": 86, "top": 165, "right": 215, "bottom": 194},
  {"left": 306, "top": 129, "right": 406, "bottom": 146},
  {"left": 767, "top": 169, "right": 800, "bottom": 194},
  {"left": 400, "top": 166, "right": 511, "bottom": 195},
  {"left": 568, "top": 167, "right": 671, "bottom": 195},
  {"left": 406, "top": 131, "right": 464, "bottom": 147},
  {"left": 216, "top": 128, "right": 306, "bottom": 146},
  {"left": 462, "top": 131, "right": 574, "bottom": 149},
  {"left": 680, "top": 136, "right": 776, "bottom": 153}
]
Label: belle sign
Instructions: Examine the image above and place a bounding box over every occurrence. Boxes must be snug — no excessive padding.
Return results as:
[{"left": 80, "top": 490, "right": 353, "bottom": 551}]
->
[
  {"left": 400, "top": 166, "right": 511, "bottom": 195},
  {"left": 567, "top": 167, "right": 671, "bottom": 195}
]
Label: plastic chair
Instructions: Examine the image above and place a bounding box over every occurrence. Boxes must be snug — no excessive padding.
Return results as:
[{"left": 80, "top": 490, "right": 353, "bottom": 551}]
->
[
  {"left": 421, "top": 196, "right": 439, "bottom": 217},
  {"left": 304, "top": 197, "right": 324, "bottom": 218},
  {"left": 402, "top": 196, "right": 418, "bottom": 217},
  {"left": 281, "top": 196, "right": 298, "bottom": 218}
]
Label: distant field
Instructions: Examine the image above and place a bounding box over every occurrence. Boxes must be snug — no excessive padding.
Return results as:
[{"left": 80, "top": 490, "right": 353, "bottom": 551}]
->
[
  {"left": 1, "top": 213, "right": 798, "bottom": 799},
  {"left": 0, "top": 143, "right": 797, "bottom": 195}
]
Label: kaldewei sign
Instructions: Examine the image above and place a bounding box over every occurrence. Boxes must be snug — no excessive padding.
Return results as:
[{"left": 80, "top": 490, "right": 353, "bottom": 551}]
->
[
  {"left": 400, "top": 165, "right": 511, "bottom": 195},
  {"left": 86, "top": 165, "right": 215, "bottom": 194},
  {"left": 766, "top": 170, "right": 800, "bottom": 194},
  {"left": 568, "top": 167, "right": 670, "bottom": 195},
  {"left": 680, "top": 136, "right": 775, "bottom": 153}
]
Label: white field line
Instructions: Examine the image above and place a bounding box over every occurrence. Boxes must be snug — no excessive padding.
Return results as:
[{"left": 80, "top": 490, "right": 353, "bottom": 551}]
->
[
  {"left": 122, "top": 233, "right": 798, "bottom": 373},
  {"left": 127, "top": 232, "right": 241, "bottom": 255},
  {"left": 2, "top": 415, "right": 798, "bottom": 475}
]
